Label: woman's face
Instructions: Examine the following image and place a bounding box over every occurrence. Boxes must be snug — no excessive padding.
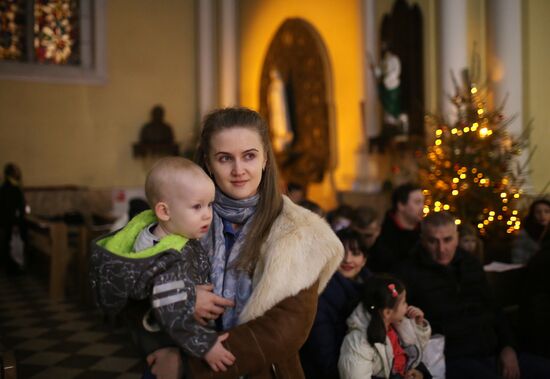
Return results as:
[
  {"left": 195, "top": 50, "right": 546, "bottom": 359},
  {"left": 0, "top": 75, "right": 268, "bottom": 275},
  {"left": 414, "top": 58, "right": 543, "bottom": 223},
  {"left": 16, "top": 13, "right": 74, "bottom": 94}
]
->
[
  {"left": 338, "top": 243, "right": 367, "bottom": 279},
  {"left": 533, "top": 203, "right": 550, "bottom": 226},
  {"left": 207, "top": 127, "right": 267, "bottom": 200}
]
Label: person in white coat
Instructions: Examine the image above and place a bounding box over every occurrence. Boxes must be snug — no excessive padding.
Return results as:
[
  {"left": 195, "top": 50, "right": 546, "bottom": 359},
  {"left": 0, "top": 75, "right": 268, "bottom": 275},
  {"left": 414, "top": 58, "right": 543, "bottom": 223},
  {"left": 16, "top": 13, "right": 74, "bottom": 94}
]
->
[{"left": 339, "top": 275, "right": 432, "bottom": 379}]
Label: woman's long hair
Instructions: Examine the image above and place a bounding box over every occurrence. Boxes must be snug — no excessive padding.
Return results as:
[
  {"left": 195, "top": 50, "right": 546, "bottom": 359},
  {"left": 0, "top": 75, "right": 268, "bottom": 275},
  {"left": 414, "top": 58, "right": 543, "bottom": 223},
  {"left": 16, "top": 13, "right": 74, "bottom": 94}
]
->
[
  {"left": 195, "top": 107, "right": 283, "bottom": 272},
  {"left": 524, "top": 198, "right": 550, "bottom": 242},
  {"left": 361, "top": 274, "right": 405, "bottom": 345}
]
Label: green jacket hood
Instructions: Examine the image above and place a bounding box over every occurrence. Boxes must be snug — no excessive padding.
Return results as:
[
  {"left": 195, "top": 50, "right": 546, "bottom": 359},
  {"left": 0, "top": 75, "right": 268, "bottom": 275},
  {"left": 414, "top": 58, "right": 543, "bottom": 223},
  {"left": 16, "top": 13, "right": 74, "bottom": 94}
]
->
[{"left": 97, "top": 210, "right": 188, "bottom": 259}]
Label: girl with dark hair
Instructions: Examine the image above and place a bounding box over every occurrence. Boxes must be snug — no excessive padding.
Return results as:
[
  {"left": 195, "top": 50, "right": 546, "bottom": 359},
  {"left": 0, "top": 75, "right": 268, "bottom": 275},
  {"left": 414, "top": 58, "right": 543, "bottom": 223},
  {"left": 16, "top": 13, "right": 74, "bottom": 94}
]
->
[
  {"left": 339, "top": 275, "right": 432, "bottom": 379},
  {"left": 300, "top": 228, "right": 371, "bottom": 379},
  {"left": 145, "top": 107, "right": 343, "bottom": 378},
  {"left": 512, "top": 198, "right": 550, "bottom": 264}
]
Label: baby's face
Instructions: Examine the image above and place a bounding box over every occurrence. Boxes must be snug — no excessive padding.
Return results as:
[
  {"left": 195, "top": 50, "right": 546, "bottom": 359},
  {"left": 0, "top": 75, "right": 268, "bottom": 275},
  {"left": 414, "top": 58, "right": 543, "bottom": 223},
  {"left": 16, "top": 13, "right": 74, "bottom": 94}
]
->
[{"left": 164, "top": 173, "right": 215, "bottom": 240}]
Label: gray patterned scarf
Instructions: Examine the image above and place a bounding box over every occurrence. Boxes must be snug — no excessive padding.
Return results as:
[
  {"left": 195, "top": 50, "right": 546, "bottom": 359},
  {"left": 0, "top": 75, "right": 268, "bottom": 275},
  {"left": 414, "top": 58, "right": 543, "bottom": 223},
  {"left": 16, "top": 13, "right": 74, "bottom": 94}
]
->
[{"left": 201, "top": 189, "right": 259, "bottom": 329}]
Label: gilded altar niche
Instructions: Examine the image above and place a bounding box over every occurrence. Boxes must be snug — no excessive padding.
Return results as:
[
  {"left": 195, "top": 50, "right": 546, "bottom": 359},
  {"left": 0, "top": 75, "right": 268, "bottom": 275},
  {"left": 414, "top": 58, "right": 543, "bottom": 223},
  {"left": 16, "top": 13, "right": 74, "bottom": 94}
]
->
[{"left": 259, "top": 18, "right": 333, "bottom": 188}]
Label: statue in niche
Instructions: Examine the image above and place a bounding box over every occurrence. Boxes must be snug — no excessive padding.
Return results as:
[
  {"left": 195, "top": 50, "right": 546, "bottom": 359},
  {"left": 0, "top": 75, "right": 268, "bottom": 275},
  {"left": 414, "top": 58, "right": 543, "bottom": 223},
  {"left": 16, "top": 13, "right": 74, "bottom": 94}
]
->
[
  {"left": 259, "top": 18, "right": 332, "bottom": 187},
  {"left": 267, "top": 69, "right": 294, "bottom": 154},
  {"left": 133, "top": 105, "right": 179, "bottom": 157},
  {"left": 370, "top": 43, "right": 409, "bottom": 142}
]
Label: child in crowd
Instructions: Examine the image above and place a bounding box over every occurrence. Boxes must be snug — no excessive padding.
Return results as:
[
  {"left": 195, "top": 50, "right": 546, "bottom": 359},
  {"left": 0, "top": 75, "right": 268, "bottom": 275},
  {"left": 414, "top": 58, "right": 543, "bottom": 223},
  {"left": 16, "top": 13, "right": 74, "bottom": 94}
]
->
[
  {"left": 339, "top": 275, "right": 432, "bottom": 379},
  {"left": 90, "top": 157, "right": 235, "bottom": 372},
  {"left": 458, "top": 223, "right": 484, "bottom": 263}
]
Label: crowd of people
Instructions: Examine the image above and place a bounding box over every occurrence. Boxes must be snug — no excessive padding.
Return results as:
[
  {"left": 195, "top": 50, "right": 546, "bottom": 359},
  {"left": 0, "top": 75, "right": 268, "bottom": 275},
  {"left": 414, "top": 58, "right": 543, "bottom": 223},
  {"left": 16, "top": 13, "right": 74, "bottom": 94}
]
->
[
  {"left": 4, "top": 107, "right": 550, "bottom": 378},
  {"left": 295, "top": 183, "right": 550, "bottom": 379}
]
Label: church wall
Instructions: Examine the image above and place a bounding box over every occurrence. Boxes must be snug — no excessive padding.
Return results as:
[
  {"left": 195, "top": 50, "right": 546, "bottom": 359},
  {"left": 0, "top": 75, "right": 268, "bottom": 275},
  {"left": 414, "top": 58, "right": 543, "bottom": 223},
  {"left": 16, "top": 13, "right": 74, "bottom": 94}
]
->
[
  {"left": 239, "top": 0, "right": 365, "bottom": 209},
  {"left": 0, "top": 0, "right": 197, "bottom": 188},
  {"left": 524, "top": 0, "right": 550, "bottom": 194}
]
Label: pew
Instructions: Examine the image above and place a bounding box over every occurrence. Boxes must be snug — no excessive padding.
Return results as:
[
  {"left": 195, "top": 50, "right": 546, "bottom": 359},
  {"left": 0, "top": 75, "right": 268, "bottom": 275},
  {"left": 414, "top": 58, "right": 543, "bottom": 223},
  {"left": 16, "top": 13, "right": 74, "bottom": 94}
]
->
[{"left": 26, "top": 215, "right": 72, "bottom": 300}]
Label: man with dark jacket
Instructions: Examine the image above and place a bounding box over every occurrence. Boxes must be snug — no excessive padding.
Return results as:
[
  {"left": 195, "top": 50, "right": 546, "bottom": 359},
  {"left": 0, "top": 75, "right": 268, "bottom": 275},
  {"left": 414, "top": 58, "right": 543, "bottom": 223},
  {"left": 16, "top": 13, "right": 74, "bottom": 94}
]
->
[
  {"left": 395, "top": 212, "right": 550, "bottom": 379},
  {"left": 372, "top": 183, "right": 424, "bottom": 272},
  {"left": 0, "top": 163, "right": 26, "bottom": 275}
]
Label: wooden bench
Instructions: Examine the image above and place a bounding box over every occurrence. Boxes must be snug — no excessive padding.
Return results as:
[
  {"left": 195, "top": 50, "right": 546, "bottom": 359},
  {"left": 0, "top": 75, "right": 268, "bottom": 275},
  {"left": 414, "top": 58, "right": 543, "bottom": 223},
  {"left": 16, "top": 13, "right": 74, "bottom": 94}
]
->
[{"left": 26, "top": 215, "right": 72, "bottom": 301}]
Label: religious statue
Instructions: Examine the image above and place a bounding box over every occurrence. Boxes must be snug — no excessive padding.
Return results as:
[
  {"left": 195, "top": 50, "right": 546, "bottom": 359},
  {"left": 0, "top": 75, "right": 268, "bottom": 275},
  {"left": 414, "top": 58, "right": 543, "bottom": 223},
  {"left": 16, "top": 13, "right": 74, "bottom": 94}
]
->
[
  {"left": 133, "top": 105, "right": 179, "bottom": 157},
  {"left": 267, "top": 69, "right": 294, "bottom": 154},
  {"left": 371, "top": 44, "right": 409, "bottom": 140}
]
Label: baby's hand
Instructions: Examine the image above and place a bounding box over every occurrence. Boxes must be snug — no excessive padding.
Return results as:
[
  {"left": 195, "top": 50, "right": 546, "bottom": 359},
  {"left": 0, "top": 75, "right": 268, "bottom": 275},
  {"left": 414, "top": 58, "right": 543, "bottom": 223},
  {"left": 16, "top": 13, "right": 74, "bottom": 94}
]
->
[
  {"left": 406, "top": 305, "right": 425, "bottom": 325},
  {"left": 204, "top": 333, "right": 235, "bottom": 372}
]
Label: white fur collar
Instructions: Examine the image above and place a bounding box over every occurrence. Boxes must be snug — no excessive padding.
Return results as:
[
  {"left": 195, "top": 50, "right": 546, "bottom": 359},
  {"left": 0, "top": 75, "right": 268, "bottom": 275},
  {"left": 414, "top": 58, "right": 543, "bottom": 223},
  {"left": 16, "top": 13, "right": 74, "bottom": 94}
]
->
[{"left": 238, "top": 196, "right": 343, "bottom": 322}]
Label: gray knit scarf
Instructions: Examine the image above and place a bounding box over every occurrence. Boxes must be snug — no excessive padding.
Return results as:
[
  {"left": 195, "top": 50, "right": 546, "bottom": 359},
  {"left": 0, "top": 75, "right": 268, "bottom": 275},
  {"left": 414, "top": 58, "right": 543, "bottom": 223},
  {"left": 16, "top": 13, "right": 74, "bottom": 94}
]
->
[{"left": 201, "top": 189, "right": 259, "bottom": 329}]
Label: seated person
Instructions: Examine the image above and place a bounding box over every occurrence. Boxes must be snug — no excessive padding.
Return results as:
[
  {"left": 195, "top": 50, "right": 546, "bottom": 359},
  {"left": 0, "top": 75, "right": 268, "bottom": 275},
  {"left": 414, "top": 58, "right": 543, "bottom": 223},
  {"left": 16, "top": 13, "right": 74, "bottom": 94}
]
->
[
  {"left": 458, "top": 222, "right": 484, "bottom": 263},
  {"left": 511, "top": 198, "right": 550, "bottom": 264},
  {"left": 376, "top": 183, "right": 424, "bottom": 272},
  {"left": 300, "top": 228, "right": 370, "bottom": 379},
  {"left": 287, "top": 181, "right": 306, "bottom": 203},
  {"left": 299, "top": 199, "right": 324, "bottom": 218},
  {"left": 338, "top": 274, "right": 432, "bottom": 379},
  {"left": 110, "top": 197, "right": 150, "bottom": 232},
  {"left": 90, "top": 157, "right": 234, "bottom": 372},
  {"left": 327, "top": 204, "right": 355, "bottom": 232},
  {"left": 351, "top": 206, "right": 381, "bottom": 250},
  {"left": 351, "top": 206, "right": 392, "bottom": 273},
  {"left": 518, "top": 232, "right": 550, "bottom": 359},
  {"left": 394, "top": 212, "right": 550, "bottom": 379}
]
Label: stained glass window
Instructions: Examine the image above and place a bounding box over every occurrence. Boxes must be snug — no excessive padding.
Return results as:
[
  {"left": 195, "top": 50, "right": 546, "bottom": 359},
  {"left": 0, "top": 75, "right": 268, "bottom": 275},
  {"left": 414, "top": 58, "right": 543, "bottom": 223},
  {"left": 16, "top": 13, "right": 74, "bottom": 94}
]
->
[
  {"left": 0, "top": 0, "right": 104, "bottom": 84},
  {"left": 0, "top": 0, "right": 80, "bottom": 65},
  {"left": 34, "top": 0, "right": 79, "bottom": 64},
  {"left": 0, "top": 0, "right": 26, "bottom": 61}
]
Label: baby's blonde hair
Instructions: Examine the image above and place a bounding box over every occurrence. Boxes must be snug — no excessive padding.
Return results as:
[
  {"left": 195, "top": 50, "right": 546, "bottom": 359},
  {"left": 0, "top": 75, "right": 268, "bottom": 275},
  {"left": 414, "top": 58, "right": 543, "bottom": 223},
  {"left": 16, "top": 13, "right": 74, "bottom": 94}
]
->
[{"left": 145, "top": 157, "right": 207, "bottom": 206}]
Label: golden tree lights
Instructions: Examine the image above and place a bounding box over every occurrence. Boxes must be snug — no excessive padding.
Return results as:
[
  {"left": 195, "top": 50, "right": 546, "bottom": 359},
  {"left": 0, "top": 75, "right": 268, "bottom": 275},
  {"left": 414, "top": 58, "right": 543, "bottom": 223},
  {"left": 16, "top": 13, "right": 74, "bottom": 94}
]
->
[{"left": 420, "top": 69, "right": 527, "bottom": 236}]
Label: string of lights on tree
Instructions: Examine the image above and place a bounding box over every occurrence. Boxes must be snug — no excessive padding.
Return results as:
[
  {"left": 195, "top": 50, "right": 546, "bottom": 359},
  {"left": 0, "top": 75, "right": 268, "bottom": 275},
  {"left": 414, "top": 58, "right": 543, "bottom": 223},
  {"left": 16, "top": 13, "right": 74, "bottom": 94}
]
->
[{"left": 420, "top": 69, "right": 528, "bottom": 236}]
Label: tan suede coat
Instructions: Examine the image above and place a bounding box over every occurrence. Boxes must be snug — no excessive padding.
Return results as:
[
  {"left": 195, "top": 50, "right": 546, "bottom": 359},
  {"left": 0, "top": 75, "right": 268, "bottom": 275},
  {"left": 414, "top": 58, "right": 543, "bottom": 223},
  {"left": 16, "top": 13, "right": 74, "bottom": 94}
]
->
[{"left": 189, "top": 196, "right": 344, "bottom": 378}]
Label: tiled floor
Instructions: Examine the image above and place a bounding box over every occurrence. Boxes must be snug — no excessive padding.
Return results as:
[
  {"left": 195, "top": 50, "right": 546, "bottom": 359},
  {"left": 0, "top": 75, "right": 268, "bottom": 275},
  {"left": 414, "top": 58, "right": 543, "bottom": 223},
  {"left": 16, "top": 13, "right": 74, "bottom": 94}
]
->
[{"left": 0, "top": 273, "right": 146, "bottom": 378}]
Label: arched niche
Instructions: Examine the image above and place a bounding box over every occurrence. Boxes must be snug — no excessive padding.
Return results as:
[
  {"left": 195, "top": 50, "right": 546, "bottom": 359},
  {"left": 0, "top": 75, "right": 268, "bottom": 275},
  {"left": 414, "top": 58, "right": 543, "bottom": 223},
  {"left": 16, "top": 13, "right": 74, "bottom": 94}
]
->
[
  {"left": 259, "top": 18, "right": 334, "bottom": 187},
  {"left": 380, "top": 0, "right": 424, "bottom": 140}
]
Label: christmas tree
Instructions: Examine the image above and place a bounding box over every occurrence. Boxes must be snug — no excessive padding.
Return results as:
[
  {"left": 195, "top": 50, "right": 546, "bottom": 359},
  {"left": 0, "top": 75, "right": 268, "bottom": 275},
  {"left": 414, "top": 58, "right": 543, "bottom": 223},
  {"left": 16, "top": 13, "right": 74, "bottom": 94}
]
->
[{"left": 420, "top": 69, "right": 528, "bottom": 236}]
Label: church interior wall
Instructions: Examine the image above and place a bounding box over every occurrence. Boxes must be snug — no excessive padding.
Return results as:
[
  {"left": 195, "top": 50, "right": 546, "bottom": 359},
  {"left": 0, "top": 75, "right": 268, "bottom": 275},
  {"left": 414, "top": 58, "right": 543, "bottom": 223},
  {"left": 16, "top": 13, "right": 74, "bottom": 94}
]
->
[
  {"left": 0, "top": 0, "right": 548, "bottom": 203},
  {"left": 0, "top": 0, "right": 197, "bottom": 189},
  {"left": 524, "top": 0, "right": 550, "bottom": 194}
]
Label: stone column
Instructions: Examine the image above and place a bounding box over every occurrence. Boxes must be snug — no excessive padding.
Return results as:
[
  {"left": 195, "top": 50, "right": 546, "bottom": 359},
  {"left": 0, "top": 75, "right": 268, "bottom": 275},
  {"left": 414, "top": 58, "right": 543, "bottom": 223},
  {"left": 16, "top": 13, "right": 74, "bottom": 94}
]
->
[
  {"left": 487, "top": 0, "right": 527, "bottom": 183},
  {"left": 198, "top": 0, "right": 216, "bottom": 119},
  {"left": 487, "top": 0, "right": 523, "bottom": 137},
  {"left": 362, "top": 0, "right": 379, "bottom": 139},
  {"left": 438, "top": 0, "right": 467, "bottom": 119},
  {"left": 219, "top": 0, "right": 239, "bottom": 107}
]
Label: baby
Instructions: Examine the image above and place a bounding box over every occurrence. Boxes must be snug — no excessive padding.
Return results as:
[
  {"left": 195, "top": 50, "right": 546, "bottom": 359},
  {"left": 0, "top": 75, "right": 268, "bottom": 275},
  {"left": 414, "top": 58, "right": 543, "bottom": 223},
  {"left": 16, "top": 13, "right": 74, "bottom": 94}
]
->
[{"left": 90, "top": 157, "right": 234, "bottom": 372}]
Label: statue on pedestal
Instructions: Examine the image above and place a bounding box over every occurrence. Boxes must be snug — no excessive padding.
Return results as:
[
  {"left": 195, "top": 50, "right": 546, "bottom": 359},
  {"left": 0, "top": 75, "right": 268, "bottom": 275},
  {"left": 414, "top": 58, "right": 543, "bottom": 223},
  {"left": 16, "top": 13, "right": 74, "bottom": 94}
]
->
[{"left": 133, "top": 105, "right": 179, "bottom": 157}]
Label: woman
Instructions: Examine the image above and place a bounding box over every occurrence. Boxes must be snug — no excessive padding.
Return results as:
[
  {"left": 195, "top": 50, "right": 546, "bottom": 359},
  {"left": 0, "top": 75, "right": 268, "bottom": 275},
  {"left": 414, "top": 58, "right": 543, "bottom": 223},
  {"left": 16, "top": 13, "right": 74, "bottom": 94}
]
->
[
  {"left": 300, "top": 228, "right": 371, "bottom": 379},
  {"left": 147, "top": 107, "right": 343, "bottom": 378},
  {"left": 511, "top": 198, "right": 550, "bottom": 264}
]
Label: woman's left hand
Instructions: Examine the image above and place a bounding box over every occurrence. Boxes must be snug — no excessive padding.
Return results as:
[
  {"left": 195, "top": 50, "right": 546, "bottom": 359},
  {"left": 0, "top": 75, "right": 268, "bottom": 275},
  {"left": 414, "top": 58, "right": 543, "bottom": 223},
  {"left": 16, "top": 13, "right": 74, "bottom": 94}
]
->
[
  {"left": 406, "top": 305, "right": 425, "bottom": 325},
  {"left": 195, "top": 284, "right": 234, "bottom": 326}
]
